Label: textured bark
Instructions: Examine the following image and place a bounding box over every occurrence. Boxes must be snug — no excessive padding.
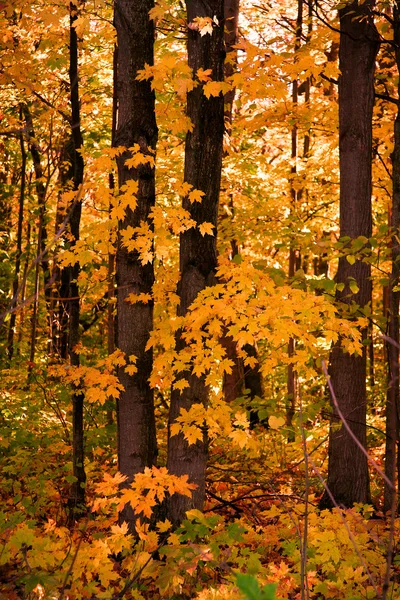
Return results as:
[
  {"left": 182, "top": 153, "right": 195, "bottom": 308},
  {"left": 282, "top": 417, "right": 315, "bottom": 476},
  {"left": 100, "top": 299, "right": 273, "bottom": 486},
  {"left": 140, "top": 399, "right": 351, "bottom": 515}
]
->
[
  {"left": 167, "top": 0, "right": 225, "bottom": 524},
  {"left": 384, "top": 2, "right": 400, "bottom": 514},
  {"left": 320, "top": 0, "right": 378, "bottom": 509},
  {"left": 114, "top": 0, "right": 158, "bottom": 529}
]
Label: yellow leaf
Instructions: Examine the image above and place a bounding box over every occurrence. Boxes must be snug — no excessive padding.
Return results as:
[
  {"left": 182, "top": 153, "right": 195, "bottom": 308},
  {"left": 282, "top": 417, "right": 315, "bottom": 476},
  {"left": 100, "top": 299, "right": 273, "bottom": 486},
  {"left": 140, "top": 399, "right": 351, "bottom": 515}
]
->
[
  {"left": 199, "top": 222, "right": 215, "bottom": 236},
  {"left": 269, "top": 415, "right": 285, "bottom": 429},
  {"left": 233, "top": 412, "right": 250, "bottom": 429},
  {"left": 203, "top": 81, "right": 231, "bottom": 99},
  {"left": 197, "top": 68, "right": 212, "bottom": 82},
  {"left": 156, "top": 519, "right": 172, "bottom": 533},
  {"left": 188, "top": 189, "right": 205, "bottom": 203},
  {"left": 173, "top": 379, "right": 190, "bottom": 391},
  {"left": 125, "top": 293, "right": 153, "bottom": 304}
]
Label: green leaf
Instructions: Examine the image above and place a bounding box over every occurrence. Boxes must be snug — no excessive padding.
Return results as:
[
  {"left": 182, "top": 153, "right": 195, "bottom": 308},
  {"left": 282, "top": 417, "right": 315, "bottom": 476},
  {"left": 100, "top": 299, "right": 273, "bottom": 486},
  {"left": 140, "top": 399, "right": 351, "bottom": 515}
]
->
[
  {"left": 236, "top": 573, "right": 278, "bottom": 600},
  {"left": 349, "top": 280, "right": 359, "bottom": 294}
]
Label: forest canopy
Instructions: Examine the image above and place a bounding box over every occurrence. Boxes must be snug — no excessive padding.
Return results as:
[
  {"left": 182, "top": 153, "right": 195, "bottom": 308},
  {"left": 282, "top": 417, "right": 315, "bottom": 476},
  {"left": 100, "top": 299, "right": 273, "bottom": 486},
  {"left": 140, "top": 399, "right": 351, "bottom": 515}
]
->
[{"left": 1, "top": 0, "right": 400, "bottom": 598}]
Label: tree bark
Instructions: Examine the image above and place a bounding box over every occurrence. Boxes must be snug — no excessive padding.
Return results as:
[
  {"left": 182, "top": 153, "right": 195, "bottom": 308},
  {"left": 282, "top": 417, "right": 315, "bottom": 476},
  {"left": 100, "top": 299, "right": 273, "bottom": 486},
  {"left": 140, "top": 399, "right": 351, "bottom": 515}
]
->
[
  {"left": 167, "top": 0, "right": 225, "bottom": 525},
  {"left": 320, "top": 0, "right": 378, "bottom": 509},
  {"left": 67, "top": 1, "right": 86, "bottom": 520},
  {"left": 114, "top": 0, "right": 158, "bottom": 529},
  {"left": 384, "top": 1, "right": 400, "bottom": 514},
  {"left": 7, "top": 110, "right": 26, "bottom": 362}
]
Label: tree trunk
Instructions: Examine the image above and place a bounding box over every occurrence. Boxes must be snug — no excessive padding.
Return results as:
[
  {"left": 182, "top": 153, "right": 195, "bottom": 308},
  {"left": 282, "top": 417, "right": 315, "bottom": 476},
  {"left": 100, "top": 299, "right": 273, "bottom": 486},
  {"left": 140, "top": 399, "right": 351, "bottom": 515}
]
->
[
  {"left": 23, "top": 105, "right": 52, "bottom": 350},
  {"left": 66, "top": 1, "right": 86, "bottom": 521},
  {"left": 286, "top": 0, "right": 304, "bottom": 442},
  {"left": 320, "top": 0, "right": 378, "bottom": 509},
  {"left": 7, "top": 111, "right": 26, "bottom": 363},
  {"left": 384, "top": 1, "right": 400, "bottom": 514},
  {"left": 0, "top": 144, "right": 12, "bottom": 347},
  {"left": 106, "top": 43, "right": 118, "bottom": 427},
  {"left": 166, "top": 0, "right": 225, "bottom": 525},
  {"left": 17, "top": 221, "right": 31, "bottom": 355},
  {"left": 114, "top": 0, "right": 158, "bottom": 530}
]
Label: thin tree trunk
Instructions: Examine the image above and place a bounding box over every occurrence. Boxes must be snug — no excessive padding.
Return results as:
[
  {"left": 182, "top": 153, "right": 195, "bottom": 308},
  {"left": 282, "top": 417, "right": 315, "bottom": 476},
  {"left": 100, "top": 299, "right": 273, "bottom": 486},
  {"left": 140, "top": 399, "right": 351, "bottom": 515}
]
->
[
  {"left": 320, "top": 0, "right": 378, "bottom": 509},
  {"left": 0, "top": 144, "right": 12, "bottom": 346},
  {"left": 67, "top": 1, "right": 86, "bottom": 520},
  {"left": 167, "top": 0, "right": 225, "bottom": 525},
  {"left": 221, "top": 0, "right": 242, "bottom": 405},
  {"left": 384, "top": 1, "right": 400, "bottom": 514},
  {"left": 114, "top": 0, "right": 158, "bottom": 530},
  {"left": 27, "top": 195, "right": 43, "bottom": 375},
  {"left": 17, "top": 221, "right": 31, "bottom": 355},
  {"left": 7, "top": 110, "right": 26, "bottom": 362},
  {"left": 286, "top": 0, "right": 304, "bottom": 442},
  {"left": 24, "top": 105, "right": 50, "bottom": 376},
  {"left": 23, "top": 105, "right": 52, "bottom": 347},
  {"left": 106, "top": 44, "right": 118, "bottom": 426}
]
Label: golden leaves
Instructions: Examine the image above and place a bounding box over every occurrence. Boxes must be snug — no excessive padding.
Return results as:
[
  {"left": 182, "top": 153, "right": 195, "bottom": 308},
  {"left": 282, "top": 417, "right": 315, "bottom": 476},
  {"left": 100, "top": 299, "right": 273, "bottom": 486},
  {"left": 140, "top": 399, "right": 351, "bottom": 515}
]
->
[
  {"left": 199, "top": 222, "right": 215, "bottom": 236},
  {"left": 119, "top": 466, "right": 196, "bottom": 517},
  {"left": 203, "top": 80, "right": 231, "bottom": 99}
]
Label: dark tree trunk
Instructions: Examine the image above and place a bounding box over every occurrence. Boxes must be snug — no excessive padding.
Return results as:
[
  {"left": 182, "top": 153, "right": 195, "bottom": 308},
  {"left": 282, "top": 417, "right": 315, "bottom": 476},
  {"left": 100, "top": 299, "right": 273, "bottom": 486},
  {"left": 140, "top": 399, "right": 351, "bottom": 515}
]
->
[
  {"left": 17, "top": 221, "right": 31, "bottom": 355},
  {"left": 221, "top": 0, "right": 241, "bottom": 405},
  {"left": 286, "top": 0, "right": 304, "bottom": 442},
  {"left": 0, "top": 145, "right": 12, "bottom": 347},
  {"left": 320, "top": 0, "right": 378, "bottom": 509},
  {"left": 106, "top": 43, "right": 118, "bottom": 426},
  {"left": 67, "top": 1, "right": 86, "bottom": 520},
  {"left": 114, "top": 0, "right": 158, "bottom": 530},
  {"left": 384, "top": 1, "right": 400, "bottom": 514},
  {"left": 166, "top": 0, "right": 225, "bottom": 525},
  {"left": 7, "top": 111, "right": 26, "bottom": 362}
]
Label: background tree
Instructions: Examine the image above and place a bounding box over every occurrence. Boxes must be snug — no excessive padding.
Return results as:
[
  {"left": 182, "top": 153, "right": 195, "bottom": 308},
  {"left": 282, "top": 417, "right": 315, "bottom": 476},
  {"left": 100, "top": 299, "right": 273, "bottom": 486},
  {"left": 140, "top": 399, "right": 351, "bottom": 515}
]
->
[
  {"left": 320, "top": 0, "right": 379, "bottom": 509},
  {"left": 384, "top": 0, "right": 400, "bottom": 513}
]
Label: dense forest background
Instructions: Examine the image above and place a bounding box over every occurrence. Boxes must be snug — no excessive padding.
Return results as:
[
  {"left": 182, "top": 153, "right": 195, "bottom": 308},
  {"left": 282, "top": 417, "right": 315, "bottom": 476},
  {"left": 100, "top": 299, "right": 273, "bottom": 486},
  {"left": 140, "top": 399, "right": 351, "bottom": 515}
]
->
[{"left": 2, "top": 0, "right": 400, "bottom": 598}]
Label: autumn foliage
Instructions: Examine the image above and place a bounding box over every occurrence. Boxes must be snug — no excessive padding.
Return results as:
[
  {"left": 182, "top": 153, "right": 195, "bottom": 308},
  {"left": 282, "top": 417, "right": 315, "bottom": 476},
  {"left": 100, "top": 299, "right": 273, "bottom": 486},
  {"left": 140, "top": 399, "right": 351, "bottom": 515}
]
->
[{"left": 2, "top": 0, "right": 400, "bottom": 598}]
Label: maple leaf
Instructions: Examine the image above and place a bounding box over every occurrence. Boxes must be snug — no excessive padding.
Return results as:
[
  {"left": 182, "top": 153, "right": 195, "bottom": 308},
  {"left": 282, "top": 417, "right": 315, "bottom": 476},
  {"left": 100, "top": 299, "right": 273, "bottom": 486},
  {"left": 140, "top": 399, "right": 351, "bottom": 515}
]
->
[
  {"left": 188, "top": 188, "right": 205, "bottom": 203},
  {"left": 156, "top": 519, "right": 172, "bottom": 533},
  {"left": 199, "top": 222, "right": 215, "bottom": 236},
  {"left": 203, "top": 81, "right": 231, "bottom": 99},
  {"left": 173, "top": 378, "right": 189, "bottom": 392},
  {"left": 197, "top": 68, "right": 213, "bottom": 82}
]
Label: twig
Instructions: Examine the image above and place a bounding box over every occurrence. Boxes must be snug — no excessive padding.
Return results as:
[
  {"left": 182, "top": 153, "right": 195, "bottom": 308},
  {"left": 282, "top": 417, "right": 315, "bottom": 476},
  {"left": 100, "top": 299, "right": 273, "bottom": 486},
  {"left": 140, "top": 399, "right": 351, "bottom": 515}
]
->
[{"left": 0, "top": 183, "right": 85, "bottom": 328}]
